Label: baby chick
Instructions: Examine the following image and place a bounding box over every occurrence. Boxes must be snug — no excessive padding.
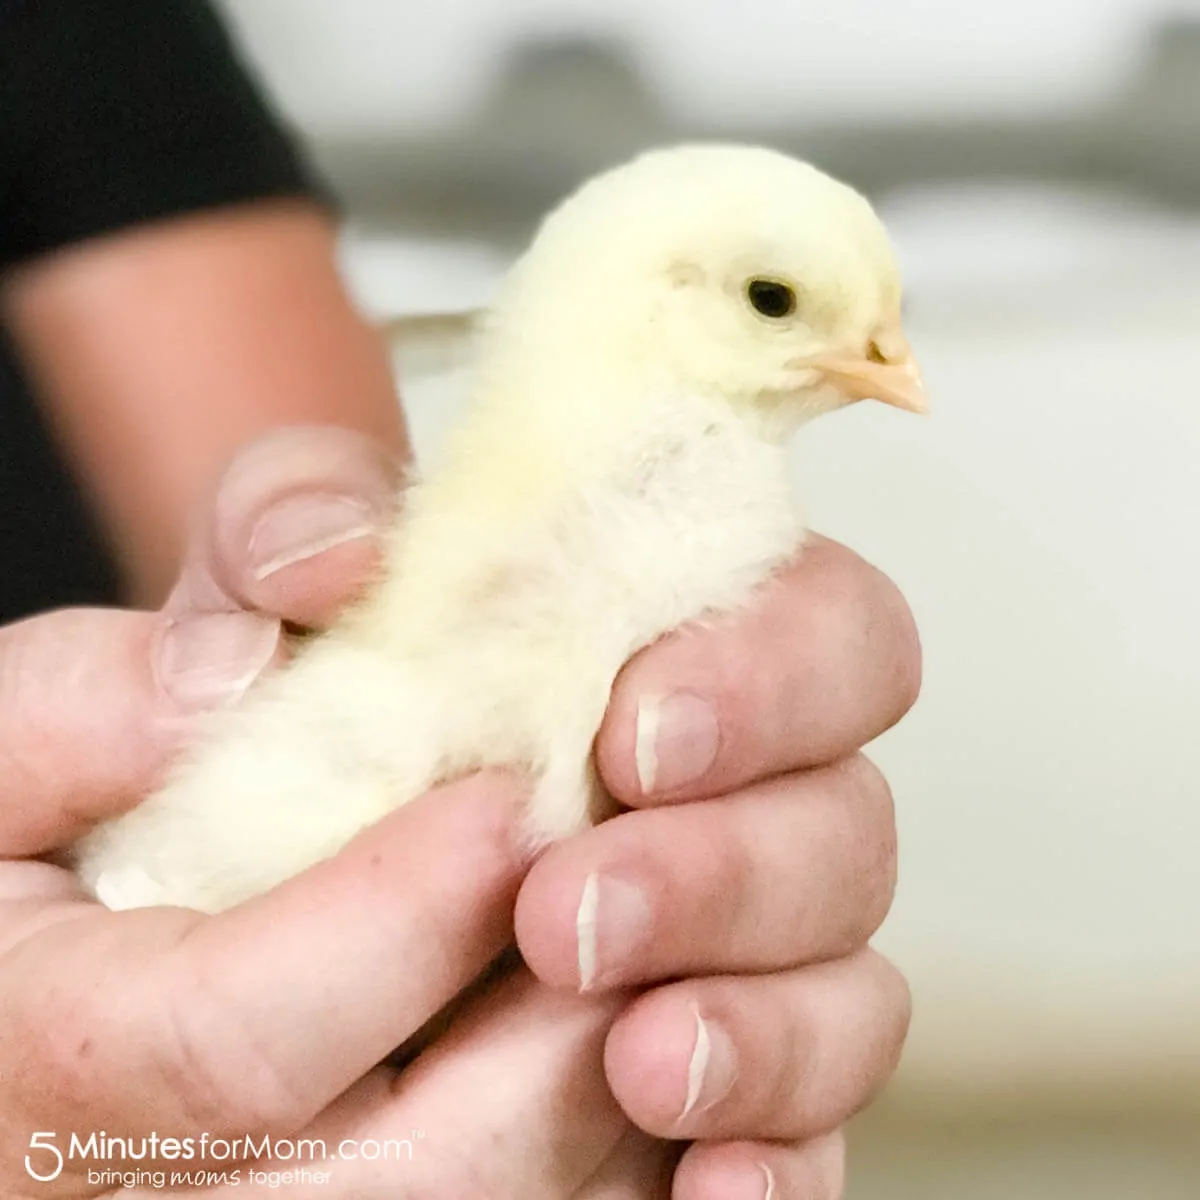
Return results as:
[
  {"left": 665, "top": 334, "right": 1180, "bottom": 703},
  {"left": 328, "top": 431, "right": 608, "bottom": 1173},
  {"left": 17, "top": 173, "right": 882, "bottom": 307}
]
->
[{"left": 73, "top": 143, "right": 927, "bottom": 913}]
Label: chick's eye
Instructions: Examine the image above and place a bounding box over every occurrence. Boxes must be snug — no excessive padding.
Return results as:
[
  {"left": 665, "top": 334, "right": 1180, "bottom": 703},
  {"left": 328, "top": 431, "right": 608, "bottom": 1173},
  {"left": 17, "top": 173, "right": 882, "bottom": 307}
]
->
[{"left": 746, "top": 279, "right": 797, "bottom": 319}]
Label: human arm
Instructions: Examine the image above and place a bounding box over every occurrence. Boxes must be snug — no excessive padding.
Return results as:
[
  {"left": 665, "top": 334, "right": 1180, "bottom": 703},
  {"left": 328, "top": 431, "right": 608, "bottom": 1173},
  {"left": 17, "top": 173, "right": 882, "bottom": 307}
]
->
[
  {"left": 1, "top": 203, "right": 405, "bottom": 608},
  {"left": 0, "top": 0, "right": 405, "bottom": 606}
]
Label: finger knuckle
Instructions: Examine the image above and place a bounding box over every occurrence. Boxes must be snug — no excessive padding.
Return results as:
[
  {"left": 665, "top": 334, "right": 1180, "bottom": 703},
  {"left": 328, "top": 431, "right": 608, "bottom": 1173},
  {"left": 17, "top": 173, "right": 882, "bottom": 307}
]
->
[
  {"left": 841, "top": 949, "right": 913, "bottom": 1110},
  {"left": 153, "top": 962, "right": 308, "bottom": 1134},
  {"left": 871, "top": 951, "right": 914, "bottom": 1061},
  {"left": 814, "top": 552, "right": 923, "bottom": 725},
  {"left": 702, "top": 820, "right": 763, "bottom": 945},
  {"left": 870, "top": 567, "right": 924, "bottom": 717},
  {"left": 839, "top": 752, "right": 894, "bottom": 817},
  {"left": 760, "top": 1003, "right": 819, "bottom": 1134},
  {"left": 833, "top": 755, "right": 898, "bottom": 942}
]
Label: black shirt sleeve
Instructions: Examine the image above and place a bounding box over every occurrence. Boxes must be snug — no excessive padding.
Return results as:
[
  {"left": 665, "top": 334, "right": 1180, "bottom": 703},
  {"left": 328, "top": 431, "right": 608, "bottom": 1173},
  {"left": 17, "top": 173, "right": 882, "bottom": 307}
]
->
[
  {"left": 0, "top": 0, "right": 327, "bottom": 271},
  {"left": 0, "top": 326, "right": 121, "bottom": 619},
  {"left": 0, "top": 0, "right": 331, "bottom": 621}
]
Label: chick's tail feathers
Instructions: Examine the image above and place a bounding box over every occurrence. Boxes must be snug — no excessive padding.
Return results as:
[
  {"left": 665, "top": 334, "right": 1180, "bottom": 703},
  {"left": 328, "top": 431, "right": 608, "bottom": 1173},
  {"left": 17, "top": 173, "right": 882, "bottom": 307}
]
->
[{"left": 72, "top": 640, "right": 442, "bottom": 913}]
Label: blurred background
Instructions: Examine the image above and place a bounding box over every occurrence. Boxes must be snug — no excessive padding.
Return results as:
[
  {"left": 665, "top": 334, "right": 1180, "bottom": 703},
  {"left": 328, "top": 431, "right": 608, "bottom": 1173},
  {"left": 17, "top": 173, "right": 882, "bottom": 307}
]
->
[{"left": 217, "top": 2, "right": 1200, "bottom": 1195}]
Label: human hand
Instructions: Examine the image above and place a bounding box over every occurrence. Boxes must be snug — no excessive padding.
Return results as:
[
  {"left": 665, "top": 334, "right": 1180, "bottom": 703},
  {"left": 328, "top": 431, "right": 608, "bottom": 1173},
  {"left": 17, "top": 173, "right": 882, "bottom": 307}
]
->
[
  {"left": 0, "top": 426, "right": 918, "bottom": 1198},
  {"left": 516, "top": 534, "right": 920, "bottom": 1198},
  {"left": 0, "top": 428, "right": 658, "bottom": 1198}
]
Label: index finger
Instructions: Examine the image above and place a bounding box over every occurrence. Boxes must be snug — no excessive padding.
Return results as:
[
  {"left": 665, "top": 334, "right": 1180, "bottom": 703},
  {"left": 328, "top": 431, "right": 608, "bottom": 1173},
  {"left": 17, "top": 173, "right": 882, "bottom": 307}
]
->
[{"left": 596, "top": 535, "right": 921, "bottom": 805}]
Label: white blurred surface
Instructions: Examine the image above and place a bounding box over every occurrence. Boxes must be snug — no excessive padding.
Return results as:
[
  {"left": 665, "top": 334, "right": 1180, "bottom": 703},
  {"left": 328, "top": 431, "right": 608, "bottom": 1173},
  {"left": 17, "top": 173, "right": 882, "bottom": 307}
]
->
[
  {"left": 848, "top": 190, "right": 1200, "bottom": 994},
  {"left": 807, "top": 190, "right": 1200, "bottom": 1084},
  {"left": 217, "top": 0, "right": 1198, "bottom": 133}
]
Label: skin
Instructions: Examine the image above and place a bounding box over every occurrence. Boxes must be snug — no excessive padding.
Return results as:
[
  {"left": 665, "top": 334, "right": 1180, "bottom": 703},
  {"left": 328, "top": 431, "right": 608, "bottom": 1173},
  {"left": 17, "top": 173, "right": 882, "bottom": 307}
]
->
[
  {"left": 0, "top": 428, "right": 915, "bottom": 1199},
  {"left": 0, "top": 200, "right": 406, "bottom": 606},
  {"left": 0, "top": 204, "right": 919, "bottom": 1197}
]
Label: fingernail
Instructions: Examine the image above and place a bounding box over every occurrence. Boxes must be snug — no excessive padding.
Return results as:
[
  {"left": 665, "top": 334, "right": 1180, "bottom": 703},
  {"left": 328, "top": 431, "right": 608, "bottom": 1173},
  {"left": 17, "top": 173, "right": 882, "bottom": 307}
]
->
[
  {"left": 680, "top": 1003, "right": 738, "bottom": 1122},
  {"left": 635, "top": 692, "right": 719, "bottom": 795},
  {"left": 759, "top": 1162, "right": 777, "bottom": 1200},
  {"left": 249, "top": 493, "right": 379, "bottom": 580},
  {"left": 576, "top": 871, "right": 654, "bottom": 991},
  {"left": 156, "top": 613, "right": 281, "bottom": 709}
]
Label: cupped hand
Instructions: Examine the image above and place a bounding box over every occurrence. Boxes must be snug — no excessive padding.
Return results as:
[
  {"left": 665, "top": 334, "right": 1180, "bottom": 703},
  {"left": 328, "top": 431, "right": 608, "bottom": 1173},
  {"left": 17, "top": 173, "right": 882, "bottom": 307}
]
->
[
  {"left": 0, "top": 428, "right": 651, "bottom": 1198},
  {"left": 0, "top": 426, "right": 920, "bottom": 1198},
  {"left": 517, "top": 534, "right": 920, "bottom": 1198}
]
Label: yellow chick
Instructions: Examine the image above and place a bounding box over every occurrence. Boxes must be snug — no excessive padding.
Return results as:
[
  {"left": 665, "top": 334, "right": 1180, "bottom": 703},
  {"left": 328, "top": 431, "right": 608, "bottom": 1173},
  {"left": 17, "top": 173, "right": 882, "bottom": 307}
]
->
[{"left": 72, "top": 143, "right": 927, "bottom": 913}]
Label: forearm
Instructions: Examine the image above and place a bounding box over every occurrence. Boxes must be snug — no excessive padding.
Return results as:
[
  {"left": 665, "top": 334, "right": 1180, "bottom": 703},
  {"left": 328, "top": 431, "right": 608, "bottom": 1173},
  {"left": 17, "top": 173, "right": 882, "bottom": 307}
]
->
[{"left": 0, "top": 199, "right": 407, "bottom": 606}]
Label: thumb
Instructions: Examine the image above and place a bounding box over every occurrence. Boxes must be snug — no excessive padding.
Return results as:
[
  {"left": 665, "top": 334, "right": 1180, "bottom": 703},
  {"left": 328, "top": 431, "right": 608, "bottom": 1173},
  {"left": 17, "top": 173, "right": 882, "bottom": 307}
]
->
[
  {"left": 0, "top": 606, "right": 282, "bottom": 856},
  {"left": 168, "top": 425, "right": 402, "bottom": 630}
]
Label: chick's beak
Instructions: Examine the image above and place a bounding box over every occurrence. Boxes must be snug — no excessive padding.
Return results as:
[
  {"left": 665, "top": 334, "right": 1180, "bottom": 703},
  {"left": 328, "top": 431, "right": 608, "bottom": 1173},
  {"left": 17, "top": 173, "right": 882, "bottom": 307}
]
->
[{"left": 797, "top": 328, "right": 929, "bottom": 415}]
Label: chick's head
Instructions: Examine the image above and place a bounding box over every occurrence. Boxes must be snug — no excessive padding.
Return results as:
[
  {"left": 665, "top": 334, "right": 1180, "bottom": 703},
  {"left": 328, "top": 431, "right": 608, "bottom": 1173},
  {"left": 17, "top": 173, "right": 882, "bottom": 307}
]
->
[{"left": 507, "top": 143, "right": 928, "bottom": 438}]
